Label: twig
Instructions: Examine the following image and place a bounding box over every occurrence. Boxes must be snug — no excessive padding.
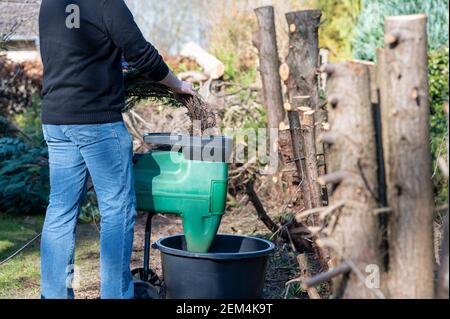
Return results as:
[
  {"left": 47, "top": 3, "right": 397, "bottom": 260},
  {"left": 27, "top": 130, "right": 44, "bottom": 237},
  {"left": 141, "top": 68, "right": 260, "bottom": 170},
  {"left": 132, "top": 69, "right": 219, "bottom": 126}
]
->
[
  {"left": 245, "top": 179, "right": 279, "bottom": 233},
  {"left": 295, "top": 201, "right": 346, "bottom": 222},
  {"left": 301, "top": 263, "right": 351, "bottom": 290}
]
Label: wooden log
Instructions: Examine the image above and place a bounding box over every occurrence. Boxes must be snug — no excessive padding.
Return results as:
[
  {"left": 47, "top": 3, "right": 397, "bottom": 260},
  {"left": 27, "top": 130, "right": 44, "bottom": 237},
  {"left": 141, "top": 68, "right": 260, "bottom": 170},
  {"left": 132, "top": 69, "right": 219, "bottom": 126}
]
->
[
  {"left": 383, "top": 14, "right": 434, "bottom": 299},
  {"left": 369, "top": 57, "right": 390, "bottom": 271},
  {"left": 254, "top": 6, "right": 285, "bottom": 129},
  {"left": 285, "top": 10, "right": 325, "bottom": 141},
  {"left": 285, "top": 9, "right": 329, "bottom": 271},
  {"left": 326, "top": 61, "right": 383, "bottom": 298},
  {"left": 436, "top": 102, "right": 449, "bottom": 299},
  {"left": 284, "top": 10, "right": 322, "bottom": 210},
  {"left": 286, "top": 109, "right": 311, "bottom": 209},
  {"left": 297, "top": 253, "right": 322, "bottom": 299},
  {"left": 300, "top": 107, "right": 321, "bottom": 211},
  {"left": 436, "top": 213, "right": 449, "bottom": 299},
  {"left": 180, "top": 42, "right": 225, "bottom": 80}
]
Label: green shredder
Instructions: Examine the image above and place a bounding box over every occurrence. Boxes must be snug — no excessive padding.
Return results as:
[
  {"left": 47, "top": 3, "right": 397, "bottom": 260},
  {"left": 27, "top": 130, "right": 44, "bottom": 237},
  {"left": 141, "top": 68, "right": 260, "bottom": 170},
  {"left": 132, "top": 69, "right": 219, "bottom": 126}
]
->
[{"left": 134, "top": 133, "right": 232, "bottom": 257}]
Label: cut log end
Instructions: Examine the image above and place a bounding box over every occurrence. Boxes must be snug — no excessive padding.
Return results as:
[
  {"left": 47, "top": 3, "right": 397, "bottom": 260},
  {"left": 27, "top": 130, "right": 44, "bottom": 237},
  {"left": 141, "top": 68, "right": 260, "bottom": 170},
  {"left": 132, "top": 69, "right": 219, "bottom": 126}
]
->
[
  {"left": 289, "top": 24, "right": 296, "bottom": 33},
  {"left": 284, "top": 102, "right": 293, "bottom": 112},
  {"left": 279, "top": 63, "right": 290, "bottom": 82}
]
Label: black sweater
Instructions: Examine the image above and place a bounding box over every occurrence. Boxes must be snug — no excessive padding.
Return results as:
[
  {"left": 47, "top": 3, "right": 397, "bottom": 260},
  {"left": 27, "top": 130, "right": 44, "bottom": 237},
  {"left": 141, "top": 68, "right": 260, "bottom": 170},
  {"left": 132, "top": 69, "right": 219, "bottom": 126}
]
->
[{"left": 39, "top": 0, "right": 169, "bottom": 125}]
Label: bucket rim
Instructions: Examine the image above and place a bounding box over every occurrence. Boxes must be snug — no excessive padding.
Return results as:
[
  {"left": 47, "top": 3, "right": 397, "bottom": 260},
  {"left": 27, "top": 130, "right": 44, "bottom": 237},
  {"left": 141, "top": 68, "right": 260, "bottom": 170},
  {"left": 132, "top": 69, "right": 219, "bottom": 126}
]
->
[{"left": 154, "top": 234, "right": 275, "bottom": 260}]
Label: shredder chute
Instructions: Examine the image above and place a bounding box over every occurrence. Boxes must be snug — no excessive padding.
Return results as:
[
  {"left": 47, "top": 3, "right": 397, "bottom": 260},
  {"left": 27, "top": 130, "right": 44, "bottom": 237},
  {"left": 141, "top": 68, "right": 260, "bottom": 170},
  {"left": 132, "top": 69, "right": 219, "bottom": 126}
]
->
[{"left": 132, "top": 133, "right": 232, "bottom": 285}]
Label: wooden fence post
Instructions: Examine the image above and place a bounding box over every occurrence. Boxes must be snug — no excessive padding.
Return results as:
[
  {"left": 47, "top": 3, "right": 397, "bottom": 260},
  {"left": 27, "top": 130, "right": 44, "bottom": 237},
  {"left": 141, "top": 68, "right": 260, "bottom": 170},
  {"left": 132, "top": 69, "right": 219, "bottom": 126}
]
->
[
  {"left": 382, "top": 14, "right": 434, "bottom": 298},
  {"left": 283, "top": 10, "right": 323, "bottom": 210},
  {"left": 320, "top": 61, "right": 383, "bottom": 298},
  {"left": 254, "top": 6, "right": 285, "bottom": 129}
]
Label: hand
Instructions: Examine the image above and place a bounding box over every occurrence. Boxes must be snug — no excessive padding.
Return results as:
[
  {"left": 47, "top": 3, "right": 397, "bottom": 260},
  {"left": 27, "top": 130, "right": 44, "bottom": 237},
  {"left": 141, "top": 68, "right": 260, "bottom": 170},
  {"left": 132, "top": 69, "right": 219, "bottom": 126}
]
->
[
  {"left": 172, "top": 81, "right": 196, "bottom": 96},
  {"left": 159, "top": 70, "right": 196, "bottom": 96}
]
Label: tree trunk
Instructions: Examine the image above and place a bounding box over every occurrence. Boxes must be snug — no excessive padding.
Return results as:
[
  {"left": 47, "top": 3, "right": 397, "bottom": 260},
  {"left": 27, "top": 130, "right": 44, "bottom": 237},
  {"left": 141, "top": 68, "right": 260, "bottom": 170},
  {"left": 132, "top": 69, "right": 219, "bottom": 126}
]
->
[
  {"left": 436, "top": 213, "right": 449, "bottom": 299},
  {"left": 322, "top": 61, "right": 383, "bottom": 299},
  {"left": 285, "top": 10, "right": 325, "bottom": 148},
  {"left": 286, "top": 107, "right": 311, "bottom": 209},
  {"left": 284, "top": 9, "right": 323, "bottom": 211},
  {"left": 299, "top": 103, "right": 322, "bottom": 210},
  {"left": 382, "top": 14, "right": 434, "bottom": 299},
  {"left": 254, "top": 6, "right": 285, "bottom": 129}
]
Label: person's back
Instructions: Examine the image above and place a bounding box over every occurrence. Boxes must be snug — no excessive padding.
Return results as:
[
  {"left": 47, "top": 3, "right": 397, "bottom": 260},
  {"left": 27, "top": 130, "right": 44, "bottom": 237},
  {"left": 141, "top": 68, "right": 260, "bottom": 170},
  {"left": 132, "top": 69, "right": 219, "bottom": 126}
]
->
[
  {"left": 38, "top": 0, "right": 194, "bottom": 299},
  {"left": 39, "top": 0, "right": 169, "bottom": 125}
]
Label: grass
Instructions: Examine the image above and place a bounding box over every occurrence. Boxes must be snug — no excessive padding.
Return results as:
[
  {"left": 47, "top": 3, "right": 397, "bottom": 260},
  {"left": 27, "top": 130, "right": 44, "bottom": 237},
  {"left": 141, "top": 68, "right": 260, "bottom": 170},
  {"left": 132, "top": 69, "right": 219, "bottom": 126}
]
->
[
  {"left": 0, "top": 214, "right": 101, "bottom": 299},
  {"left": 0, "top": 214, "right": 43, "bottom": 298}
]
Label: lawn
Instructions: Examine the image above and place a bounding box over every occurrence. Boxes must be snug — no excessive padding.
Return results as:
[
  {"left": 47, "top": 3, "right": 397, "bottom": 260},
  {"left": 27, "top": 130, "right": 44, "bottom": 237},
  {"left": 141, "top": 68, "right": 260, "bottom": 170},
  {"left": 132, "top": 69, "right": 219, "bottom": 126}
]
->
[
  {"left": 0, "top": 211, "right": 301, "bottom": 299},
  {"left": 0, "top": 214, "right": 101, "bottom": 299}
]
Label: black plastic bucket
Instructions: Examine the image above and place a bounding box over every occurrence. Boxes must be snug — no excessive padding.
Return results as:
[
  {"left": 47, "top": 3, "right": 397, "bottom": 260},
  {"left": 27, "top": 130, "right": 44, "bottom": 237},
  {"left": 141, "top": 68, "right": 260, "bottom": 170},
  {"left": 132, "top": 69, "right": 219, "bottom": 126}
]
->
[{"left": 154, "top": 234, "right": 275, "bottom": 299}]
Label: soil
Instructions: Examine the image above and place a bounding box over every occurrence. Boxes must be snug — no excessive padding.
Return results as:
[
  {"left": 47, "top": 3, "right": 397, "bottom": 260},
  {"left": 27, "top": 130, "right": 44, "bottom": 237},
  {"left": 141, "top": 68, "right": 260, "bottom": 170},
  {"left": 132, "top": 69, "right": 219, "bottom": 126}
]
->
[{"left": 73, "top": 204, "right": 302, "bottom": 299}]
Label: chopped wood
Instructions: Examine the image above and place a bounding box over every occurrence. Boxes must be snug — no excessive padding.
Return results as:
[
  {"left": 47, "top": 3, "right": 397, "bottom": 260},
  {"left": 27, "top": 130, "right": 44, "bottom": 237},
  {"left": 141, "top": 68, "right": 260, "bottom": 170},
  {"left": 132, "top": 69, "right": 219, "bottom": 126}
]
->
[
  {"left": 279, "top": 63, "right": 290, "bottom": 82},
  {"left": 180, "top": 42, "right": 224, "bottom": 80}
]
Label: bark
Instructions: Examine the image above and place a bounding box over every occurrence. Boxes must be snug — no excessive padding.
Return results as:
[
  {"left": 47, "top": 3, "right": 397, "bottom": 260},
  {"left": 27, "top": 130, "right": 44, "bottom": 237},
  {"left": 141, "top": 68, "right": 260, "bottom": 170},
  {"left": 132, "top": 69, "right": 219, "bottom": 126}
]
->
[
  {"left": 254, "top": 6, "right": 285, "bottom": 129},
  {"left": 284, "top": 10, "right": 323, "bottom": 211},
  {"left": 383, "top": 14, "right": 434, "bottom": 299},
  {"left": 324, "top": 61, "right": 383, "bottom": 299},
  {"left": 436, "top": 213, "right": 449, "bottom": 299},
  {"left": 299, "top": 105, "right": 322, "bottom": 210},
  {"left": 286, "top": 107, "right": 311, "bottom": 209},
  {"left": 285, "top": 10, "right": 325, "bottom": 147}
]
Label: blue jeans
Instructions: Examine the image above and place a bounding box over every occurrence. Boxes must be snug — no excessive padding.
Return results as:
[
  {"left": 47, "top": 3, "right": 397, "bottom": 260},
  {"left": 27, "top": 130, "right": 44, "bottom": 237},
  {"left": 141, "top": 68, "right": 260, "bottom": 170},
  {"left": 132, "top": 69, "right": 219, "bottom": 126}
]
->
[{"left": 41, "top": 121, "right": 136, "bottom": 299}]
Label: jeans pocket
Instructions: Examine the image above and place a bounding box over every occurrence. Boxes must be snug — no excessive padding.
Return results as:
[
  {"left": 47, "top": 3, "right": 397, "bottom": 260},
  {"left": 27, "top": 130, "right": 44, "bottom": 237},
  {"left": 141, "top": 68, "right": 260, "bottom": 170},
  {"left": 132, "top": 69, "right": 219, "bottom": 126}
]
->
[
  {"left": 42, "top": 125, "right": 49, "bottom": 141},
  {"left": 66, "top": 124, "right": 100, "bottom": 144},
  {"left": 42, "top": 125, "right": 68, "bottom": 143}
]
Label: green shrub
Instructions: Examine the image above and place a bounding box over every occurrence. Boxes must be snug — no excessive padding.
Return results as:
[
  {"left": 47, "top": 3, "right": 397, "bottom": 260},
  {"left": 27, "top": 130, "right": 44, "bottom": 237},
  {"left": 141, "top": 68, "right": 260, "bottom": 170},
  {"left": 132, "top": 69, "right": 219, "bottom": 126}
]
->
[
  {"left": 352, "top": 0, "right": 449, "bottom": 61},
  {"left": 13, "top": 96, "right": 43, "bottom": 146},
  {"left": 429, "top": 47, "right": 449, "bottom": 205},
  {"left": 0, "top": 137, "right": 49, "bottom": 215},
  {"left": 317, "top": 0, "right": 362, "bottom": 61}
]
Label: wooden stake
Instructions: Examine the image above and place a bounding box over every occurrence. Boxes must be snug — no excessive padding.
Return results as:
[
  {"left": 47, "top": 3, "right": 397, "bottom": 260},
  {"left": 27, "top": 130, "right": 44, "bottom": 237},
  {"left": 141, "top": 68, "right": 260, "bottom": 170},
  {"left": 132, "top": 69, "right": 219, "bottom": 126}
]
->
[
  {"left": 383, "top": 14, "right": 434, "bottom": 299},
  {"left": 285, "top": 9, "right": 328, "bottom": 272},
  {"left": 325, "top": 61, "right": 383, "bottom": 299},
  {"left": 254, "top": 6, "right": 285, "bottom": 129}
]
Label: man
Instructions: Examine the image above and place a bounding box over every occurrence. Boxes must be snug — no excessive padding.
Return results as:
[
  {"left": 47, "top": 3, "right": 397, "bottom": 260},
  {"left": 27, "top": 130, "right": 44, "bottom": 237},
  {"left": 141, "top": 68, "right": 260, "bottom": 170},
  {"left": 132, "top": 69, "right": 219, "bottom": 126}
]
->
[{"left": 39, "top": 0, "right": 194, "bottom": 299}]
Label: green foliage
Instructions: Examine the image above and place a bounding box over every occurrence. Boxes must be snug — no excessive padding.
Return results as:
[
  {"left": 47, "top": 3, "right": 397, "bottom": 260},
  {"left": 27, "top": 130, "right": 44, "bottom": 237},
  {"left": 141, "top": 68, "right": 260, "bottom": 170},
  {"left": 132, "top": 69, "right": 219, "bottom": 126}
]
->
[
  {"left": 429, "top": 48, "right": 449, "bottom": 205},
  {"left": 215, "top": 49, "right": 239, "bottom": 81},
  {"left": 0, "top": 136, "right": 49, "bottom": 215},
  {"left": 317, "top": 0, "right": 362, "bottom": 61},
  {"left": 352, "top": 0, "right": 449, "bottom": 61},
  {"left": 13, "top": 97, "right": 43, "bottom": 145}
]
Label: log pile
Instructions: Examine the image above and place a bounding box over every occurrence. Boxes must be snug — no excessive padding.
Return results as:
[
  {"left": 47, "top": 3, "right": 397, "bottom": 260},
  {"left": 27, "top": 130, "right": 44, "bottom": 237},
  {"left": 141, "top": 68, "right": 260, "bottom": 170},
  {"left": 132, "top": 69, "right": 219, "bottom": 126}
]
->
[{"left": 252, "top": 5, "right": 445, "bottom": 299}]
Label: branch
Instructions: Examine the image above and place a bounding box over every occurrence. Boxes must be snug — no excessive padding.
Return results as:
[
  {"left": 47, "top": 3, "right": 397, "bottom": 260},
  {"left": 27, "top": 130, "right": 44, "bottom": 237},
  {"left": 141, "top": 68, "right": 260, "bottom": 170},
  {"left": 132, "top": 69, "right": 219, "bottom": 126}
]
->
[
  {"left": 301, "top": 263, "right": 351, "bottom": 290},
  {"left": 245, "top": 179, "right": 279, "bottom": 233}
]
